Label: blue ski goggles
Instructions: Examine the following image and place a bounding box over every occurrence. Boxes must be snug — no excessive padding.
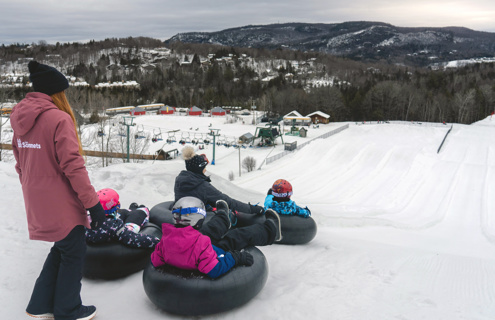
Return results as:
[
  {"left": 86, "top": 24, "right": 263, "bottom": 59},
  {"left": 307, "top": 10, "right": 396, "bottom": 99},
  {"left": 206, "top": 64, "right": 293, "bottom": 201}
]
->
[{"left": 172, "top": 207, "right": 207, "bottom": 217}]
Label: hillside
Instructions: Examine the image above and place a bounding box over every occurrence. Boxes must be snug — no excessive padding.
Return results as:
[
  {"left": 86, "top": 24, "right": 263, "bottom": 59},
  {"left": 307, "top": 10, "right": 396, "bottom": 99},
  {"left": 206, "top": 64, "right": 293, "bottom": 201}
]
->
[
  {"left": 166, "top": 21, "right": 495, "bottom": 66},
  {"left": 1, "top": 22, "right": 495, "bottom": 126}
]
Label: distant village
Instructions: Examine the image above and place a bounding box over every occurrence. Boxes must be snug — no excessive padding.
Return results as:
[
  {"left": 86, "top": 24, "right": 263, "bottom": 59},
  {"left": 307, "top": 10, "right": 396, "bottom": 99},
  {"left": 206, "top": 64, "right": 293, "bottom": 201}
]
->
[{"left": 0, "top": 45, "right": 334, "bottom": 94}]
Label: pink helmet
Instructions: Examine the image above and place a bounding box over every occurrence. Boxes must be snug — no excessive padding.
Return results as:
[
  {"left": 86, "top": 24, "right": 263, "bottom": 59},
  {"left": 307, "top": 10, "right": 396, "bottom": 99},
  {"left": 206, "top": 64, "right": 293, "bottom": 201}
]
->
[{"left": 97, "top": 188, "right": 121, "bottom": 215}]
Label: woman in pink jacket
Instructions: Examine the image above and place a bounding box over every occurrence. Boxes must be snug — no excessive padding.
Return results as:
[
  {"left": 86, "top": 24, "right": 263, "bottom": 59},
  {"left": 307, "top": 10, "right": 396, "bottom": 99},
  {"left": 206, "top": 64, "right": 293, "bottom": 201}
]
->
[{"left": 11, "top": 61, "right": 105, "bottom": 320}]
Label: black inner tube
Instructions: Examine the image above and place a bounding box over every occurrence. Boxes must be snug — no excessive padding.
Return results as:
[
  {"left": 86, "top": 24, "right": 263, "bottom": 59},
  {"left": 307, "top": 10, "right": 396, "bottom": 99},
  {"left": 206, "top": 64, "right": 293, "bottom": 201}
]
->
[
  {"left": 143, "top": 246, "right": 268, "bottom": 316},
  {"left": 83, "top": 223, "right": 162, "bottom": 280}
]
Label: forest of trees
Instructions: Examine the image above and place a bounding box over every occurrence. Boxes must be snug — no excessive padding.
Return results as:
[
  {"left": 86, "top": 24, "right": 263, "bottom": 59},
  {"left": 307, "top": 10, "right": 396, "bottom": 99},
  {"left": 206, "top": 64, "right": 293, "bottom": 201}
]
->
[{"left": 1, "top": 37, "right": 494, "bottom": 125}]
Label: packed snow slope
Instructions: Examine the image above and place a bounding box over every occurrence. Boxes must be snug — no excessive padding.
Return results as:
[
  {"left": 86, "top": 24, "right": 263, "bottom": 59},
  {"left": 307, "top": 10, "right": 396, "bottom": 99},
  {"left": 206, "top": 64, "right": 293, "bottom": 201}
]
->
[{"left": 1, "top": 115, "right": 495, "bottom": 320}]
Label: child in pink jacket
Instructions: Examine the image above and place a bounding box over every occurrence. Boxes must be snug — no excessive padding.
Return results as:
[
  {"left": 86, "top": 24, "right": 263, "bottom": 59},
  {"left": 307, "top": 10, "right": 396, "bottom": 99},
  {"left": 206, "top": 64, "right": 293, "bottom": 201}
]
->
[{"left": 151, "top": 197, "right": 282, "bottom": 278}]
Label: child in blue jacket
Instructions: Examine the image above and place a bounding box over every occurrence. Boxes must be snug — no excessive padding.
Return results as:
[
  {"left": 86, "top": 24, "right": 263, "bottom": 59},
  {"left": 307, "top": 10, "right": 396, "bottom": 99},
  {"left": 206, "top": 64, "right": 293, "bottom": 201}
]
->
[{"left": 264, "top": 179, "right": 311, "bottom": 218}]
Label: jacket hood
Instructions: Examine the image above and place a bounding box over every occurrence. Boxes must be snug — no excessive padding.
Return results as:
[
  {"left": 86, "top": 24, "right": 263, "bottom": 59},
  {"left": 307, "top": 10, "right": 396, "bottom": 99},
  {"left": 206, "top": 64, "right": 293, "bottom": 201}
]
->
[
  {"left": 10, "top": 92, "right": 58, "bottom": 136},
  {"left": 161, "top": 224, "right": 200, "bottom": 252}
]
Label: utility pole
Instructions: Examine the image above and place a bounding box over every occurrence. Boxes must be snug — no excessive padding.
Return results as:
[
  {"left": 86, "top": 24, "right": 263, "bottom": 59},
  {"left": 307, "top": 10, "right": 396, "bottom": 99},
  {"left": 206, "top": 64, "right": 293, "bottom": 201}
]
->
[
  {"left": 122, "top": 116, "right": 135, "bottom": 163},
  {"left": 238, "top": 146, "right": 241, "bottom": 177}
]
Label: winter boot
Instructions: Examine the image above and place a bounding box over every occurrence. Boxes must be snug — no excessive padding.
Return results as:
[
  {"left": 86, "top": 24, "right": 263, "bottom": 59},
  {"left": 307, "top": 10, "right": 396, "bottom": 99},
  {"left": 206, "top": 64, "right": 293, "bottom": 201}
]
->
[
  {"left": 215, "top": 200, "right": 233, "bottom": 228},
  {"left": 75, "top": 305, "right": 97, "bottom": 320},
  {"left": 265, "top": 209, "right": 283, "bottom": 242},
  {"left": 129, "top": 202, "right": 139, "bottom": 210},
  {"left": 230, "top": 210, "right": 239, "bottom": 227}
]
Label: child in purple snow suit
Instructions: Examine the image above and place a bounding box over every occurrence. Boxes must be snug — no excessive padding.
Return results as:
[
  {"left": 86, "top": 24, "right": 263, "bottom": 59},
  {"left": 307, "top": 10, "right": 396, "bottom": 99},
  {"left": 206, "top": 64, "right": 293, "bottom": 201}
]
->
[
  {"left": 264, "top": 179, "right": 311, "bottom": 218},
  {"left": 151, "top": 197, "right": 282, "bottom": 278},
  {"left": 85, "top": 188, "right": 160, "bottom": 248}
]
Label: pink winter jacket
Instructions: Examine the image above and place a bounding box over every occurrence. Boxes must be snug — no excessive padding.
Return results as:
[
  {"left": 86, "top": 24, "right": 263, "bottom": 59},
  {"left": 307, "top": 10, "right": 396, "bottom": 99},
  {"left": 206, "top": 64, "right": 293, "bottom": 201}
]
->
[
  {"left": 11, "top": 92, "right": 99, "bottom": 242},
  {"left": 151, "top": 223, "right": 219, "bottom": 274}
]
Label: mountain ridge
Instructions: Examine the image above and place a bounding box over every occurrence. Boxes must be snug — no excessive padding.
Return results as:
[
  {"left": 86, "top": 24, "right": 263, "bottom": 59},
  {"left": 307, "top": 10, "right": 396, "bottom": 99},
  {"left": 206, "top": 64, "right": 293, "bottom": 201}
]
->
[{"left": 165, "top": 21, "right": 495, "bottom": 66}]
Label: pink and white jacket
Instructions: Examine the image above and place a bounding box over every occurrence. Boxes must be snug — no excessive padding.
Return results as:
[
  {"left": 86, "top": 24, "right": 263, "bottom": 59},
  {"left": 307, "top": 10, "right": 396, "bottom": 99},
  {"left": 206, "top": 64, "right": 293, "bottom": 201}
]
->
[
  {"left": 151, "top": 223, "right": 219, "bottom": 274},
  {"left": 11, "top": 92, "right": 99, "bottom": 242}
]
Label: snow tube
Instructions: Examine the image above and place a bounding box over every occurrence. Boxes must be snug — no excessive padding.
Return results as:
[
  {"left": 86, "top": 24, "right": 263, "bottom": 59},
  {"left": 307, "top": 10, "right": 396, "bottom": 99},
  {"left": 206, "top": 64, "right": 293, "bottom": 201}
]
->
[
  {"left": 149, "top": 201, "right": 176, "bottom": 226},
  {"left": 142, "top": 246, "right": 268, "bottom": 316},
  {"left": 83, "top": 223, "right": 162, "bottom": 280},
  {"left": 149, "top": 201, "right": 265, "bottom": 228},
  {"left": 277, "top": 215, "right": 317, "bottom": 245}
]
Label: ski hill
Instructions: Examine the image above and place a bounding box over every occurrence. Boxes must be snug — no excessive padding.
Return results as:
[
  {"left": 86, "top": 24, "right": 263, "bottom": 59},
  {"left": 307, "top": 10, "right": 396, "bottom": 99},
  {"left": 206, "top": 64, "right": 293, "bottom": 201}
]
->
[{"left": 1, "top": 114, "right": 494, "bottom": 319}]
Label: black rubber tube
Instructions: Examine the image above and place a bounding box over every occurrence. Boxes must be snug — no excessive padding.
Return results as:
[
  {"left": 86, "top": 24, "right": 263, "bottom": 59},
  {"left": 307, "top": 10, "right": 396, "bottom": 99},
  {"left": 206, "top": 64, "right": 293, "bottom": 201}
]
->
[
  {"left": 150, "top": 201, "right": 317, "bottom": 244},
  {"left": 142, "top": 246, "right": 268, "bottom": 316},
  {"left": 83, "top": 223, "right": 162, "bottom": 280},
  {"left": 149, "top": 201, "right": 265, "bottom": 227},
  {"left": 277, "top": 215, "right": 317, "bottom": 245}
]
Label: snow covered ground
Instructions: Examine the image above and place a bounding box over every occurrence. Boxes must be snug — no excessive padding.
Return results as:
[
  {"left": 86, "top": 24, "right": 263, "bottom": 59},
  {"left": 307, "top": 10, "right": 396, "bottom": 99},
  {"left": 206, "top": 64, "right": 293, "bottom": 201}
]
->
[{"left": 1, "top": 113, "right": 495, "bottom": 319}]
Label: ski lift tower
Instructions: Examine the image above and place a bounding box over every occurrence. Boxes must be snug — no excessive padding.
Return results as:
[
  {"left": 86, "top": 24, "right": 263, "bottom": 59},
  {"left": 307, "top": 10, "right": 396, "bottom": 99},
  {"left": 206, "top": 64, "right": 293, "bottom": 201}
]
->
[
  {"left": 208, "top": 129, "right": 220, "bottom": 165},
  {"left": 122, "top": 116, "right": 135, "bottom": 162}
]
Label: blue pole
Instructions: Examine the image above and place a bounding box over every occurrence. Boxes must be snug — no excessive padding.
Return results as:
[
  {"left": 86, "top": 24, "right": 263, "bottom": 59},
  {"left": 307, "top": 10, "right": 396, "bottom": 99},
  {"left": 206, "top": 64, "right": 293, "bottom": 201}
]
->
[
  {"left": 212, "top": 134, "right": 216, "bottom": 165},
  {"left": 126, "top": 124, "right": 130, "bottom": 162}
]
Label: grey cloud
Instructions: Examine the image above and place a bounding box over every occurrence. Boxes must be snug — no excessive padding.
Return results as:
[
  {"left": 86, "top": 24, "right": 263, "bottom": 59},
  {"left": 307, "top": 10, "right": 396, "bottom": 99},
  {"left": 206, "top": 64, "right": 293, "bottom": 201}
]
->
[{"left": 0, "top": 0, "right": 494, "bottom": 45}]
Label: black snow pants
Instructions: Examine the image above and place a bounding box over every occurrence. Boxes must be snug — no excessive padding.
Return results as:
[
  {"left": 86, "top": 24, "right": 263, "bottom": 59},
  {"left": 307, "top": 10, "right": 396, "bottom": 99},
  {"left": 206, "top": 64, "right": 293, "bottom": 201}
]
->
[
  {"left": 26, "top": 225, "right": 86, "bottom": 320},
  {"left": 199, "top": 211, "right": 276, "bottom": 251}
]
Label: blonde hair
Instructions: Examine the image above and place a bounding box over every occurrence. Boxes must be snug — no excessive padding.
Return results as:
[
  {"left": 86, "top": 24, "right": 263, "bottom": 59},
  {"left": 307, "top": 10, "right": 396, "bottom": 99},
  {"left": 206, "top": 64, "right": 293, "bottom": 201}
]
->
[{"left": 50, "top": 91, "right": 84, "bottom": 155}]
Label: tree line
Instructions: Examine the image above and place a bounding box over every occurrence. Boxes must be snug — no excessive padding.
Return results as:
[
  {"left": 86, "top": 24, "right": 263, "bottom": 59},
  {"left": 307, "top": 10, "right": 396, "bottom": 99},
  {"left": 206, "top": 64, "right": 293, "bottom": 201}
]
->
[{"left": 1, "top": 38, "right": 494, "bottom": 124}]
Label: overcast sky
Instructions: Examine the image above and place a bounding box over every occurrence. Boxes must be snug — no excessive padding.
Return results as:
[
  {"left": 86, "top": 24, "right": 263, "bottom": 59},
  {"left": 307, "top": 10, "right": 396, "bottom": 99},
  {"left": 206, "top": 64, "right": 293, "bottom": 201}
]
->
[{"left": 1, "top": 0, "right": 495, "bottom": 45}]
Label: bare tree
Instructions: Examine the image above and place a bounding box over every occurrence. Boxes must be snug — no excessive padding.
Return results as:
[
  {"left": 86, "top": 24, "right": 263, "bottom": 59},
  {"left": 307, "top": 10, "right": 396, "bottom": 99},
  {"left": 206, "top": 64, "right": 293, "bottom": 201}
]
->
[
  {"left": 454, "top": 89, "right": 476, "bottom": 123},
  {"left": 0, "top": 110, "right": 10, "bottom": 162},
  {"left": 242, "top": 156, "right": 256, "bottom": 172},
  {"left": 0, "top": 87, "right": 15, "bottom": 162},
  {"left": 130, "top": 131, "right": 151, "bottom": 163}
]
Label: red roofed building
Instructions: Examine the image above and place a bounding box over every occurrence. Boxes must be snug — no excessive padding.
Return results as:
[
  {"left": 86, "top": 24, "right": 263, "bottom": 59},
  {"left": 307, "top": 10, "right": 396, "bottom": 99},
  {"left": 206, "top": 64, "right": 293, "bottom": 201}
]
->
[{"left": 188, "top": 106, "right": 202, "bottom": 116}]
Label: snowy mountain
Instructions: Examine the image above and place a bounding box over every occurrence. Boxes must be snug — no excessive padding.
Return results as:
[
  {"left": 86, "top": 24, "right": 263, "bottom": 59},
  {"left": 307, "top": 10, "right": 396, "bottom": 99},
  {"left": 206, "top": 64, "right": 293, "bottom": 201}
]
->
[
  {"left": 166, "top": 21, "right": 495, "bottom": 66},
  {"left": 1, "top": 113, "right": 495, "bottom": 319}
]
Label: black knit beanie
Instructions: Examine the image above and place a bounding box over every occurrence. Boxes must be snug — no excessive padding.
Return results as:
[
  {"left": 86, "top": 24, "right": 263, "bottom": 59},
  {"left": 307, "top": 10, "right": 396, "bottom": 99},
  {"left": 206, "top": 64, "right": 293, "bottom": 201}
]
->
[
  {"left": 186, "top": 154, "right": 208, "bottom": 174},
  {"left": 28, "top": 61, "right": 69, "bottom": 95}
]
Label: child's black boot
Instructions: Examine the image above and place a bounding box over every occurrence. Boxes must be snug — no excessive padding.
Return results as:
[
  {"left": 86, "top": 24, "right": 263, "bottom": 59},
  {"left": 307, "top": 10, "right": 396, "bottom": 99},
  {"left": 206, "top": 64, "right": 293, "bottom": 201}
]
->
[{"left": 215, "top": 200, "right": 236, "bottom": 228}]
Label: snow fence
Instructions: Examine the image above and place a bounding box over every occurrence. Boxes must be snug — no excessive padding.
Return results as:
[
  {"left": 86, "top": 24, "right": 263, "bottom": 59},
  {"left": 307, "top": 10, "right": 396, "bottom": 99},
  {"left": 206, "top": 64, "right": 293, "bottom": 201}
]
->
[{"left": 264, "top": 124, "right": 349, "bottom": 166}]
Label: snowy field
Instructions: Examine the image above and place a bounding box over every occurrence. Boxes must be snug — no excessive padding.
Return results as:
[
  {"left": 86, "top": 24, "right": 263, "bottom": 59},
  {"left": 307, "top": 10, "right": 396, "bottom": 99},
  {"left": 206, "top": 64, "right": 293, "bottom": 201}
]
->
[{"left": 1, "top": 112, "right": 495, "bottom": 320}]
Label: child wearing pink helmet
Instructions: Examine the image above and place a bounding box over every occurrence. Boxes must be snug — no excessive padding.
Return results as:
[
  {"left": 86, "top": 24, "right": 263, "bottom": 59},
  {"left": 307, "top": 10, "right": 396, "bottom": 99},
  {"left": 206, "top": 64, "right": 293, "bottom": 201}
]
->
[{"left": 85, "top": 188, "right": 160, "bottom": 248}]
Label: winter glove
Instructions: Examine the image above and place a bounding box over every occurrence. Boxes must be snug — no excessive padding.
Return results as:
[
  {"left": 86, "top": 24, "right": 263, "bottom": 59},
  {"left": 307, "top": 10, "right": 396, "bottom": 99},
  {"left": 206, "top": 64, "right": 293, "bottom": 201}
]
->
[
  {"left": 267, "top": 188, "right": 273, "bottom": 196},
  {"left": 87, "top": 202, "right": 106, "bottom": 229},
  {"left": 305, "top": 207, "right": 311, "bottom": 216},
  {"left": 230, "top": 250, "right": 254, "bottom": 266},
  {"left": 249, "top": 204, "right": 265, "bottom": 216}
]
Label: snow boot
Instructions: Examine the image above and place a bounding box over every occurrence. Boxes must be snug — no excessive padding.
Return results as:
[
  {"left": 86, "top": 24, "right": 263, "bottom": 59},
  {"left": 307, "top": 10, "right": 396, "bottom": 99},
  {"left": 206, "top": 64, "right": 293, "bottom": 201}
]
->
[
  {"left": 265, "top": 209, "right": 283, "bottom": 242},
  {"left": 215, "top": 200, "right": 236, "bottom": 228},
  {"left": 129, "top": 202, "right": 139, "bottom": 210}
]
